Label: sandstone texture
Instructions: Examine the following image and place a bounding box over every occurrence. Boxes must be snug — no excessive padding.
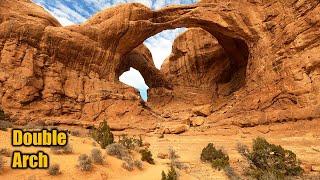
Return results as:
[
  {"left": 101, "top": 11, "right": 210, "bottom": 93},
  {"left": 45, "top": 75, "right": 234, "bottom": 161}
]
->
[{"left": 0, "top": 0, "right": 319, "bottom": 132}]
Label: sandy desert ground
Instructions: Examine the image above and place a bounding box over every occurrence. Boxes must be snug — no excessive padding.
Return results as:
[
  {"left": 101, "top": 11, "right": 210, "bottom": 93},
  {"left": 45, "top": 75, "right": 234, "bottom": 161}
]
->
[{"left": 0, "top": 119, "right": 319, "bottom": 180}]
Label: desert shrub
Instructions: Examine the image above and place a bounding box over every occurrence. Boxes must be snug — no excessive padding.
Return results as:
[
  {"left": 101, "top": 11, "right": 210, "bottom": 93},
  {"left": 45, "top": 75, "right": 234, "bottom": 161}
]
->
[
  {"left": 0, "top": 119, "right": 12, "bottom": 131},
  {"left": 0, "top": 148, "right": 11, "bottom": 157},
  {"left": 122, "top": 161, "right": 134, "bottom": 171},
  {"left": 24, "top": 120, "right": 46, "bottom": 130},
  {"left": 134, "top": 160, "right": 143, "bottom": 170},
  {"left": 77, "top": 154, "right": 92, "bottom": 171},
  {"left": 70, "top": 130, "right": 81, "bottom": 137},
  {"left": 236, "top": 143, "right": 250, "bottom": 157},
  {"left": 48, "top": 164, "right": 61, "bottom": 176},
  {"left": 224, "top": 165, "right": 240, "bottom": 180},
  {"left": 161, "top": 166, "right": 178, "bottom": 180},
  {"left": 0, "top": 108, "right": 5, "bottom": 120},
  {"left": 106, "top": 143, "right": 130, "bottom": 160},
  {"left": 200, "top": 143, "right": 229, "bottom": 170},
  {"left": 168, "top": 148, "right": 180, "bottom": 160},
  {"left": 51, "top": 144, "right": 73, "bottom": 154},
  {"left": 92, "top": 120, "right": 114, "bottom": 149},
  {"left": 140, "top": 148, "right": 155, "bottom": 165},
  {"left": 240, "top": 137, "right": 303, "bottom": 179},
  {"left": 0, "top": 155, "right": 3, "bottom": 173},
  {"left": 118, "top": 135, "right": 143, "bottom": 150},
  {"left": 27, "top": 175, "right": 38, "bottom": 180},
  {"left": 168, "top": 148, "right": 185, "bottom": 170},
  {"left": 91, "top": 148, "right": 104, "bottom": 164}
]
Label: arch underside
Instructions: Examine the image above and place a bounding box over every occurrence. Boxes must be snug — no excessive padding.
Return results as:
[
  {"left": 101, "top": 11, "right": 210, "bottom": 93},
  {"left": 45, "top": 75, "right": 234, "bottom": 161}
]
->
[{"left": 56, "top": 3, "right": 255, "bottom": 89}]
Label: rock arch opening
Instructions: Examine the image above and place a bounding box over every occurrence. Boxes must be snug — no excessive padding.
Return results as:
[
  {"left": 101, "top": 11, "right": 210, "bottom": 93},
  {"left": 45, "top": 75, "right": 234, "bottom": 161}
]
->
[
  {"left": 118, "top": 28, "right": 187, "bottom": 101},
  {"left": 77, "top": 3, "right": 253, "bottom": 103},
  {"left": 116, "top": 26, "right": 250, "bottom": 103},
  {"left": 158, "top": 27, "right": 249, "bottom": 103},
  {"left": 119, "top": 67, "right": 149, "bottom": 101}
]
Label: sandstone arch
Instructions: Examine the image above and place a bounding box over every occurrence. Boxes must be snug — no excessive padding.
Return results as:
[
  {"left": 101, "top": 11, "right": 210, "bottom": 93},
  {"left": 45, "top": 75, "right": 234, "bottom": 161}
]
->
[
  {"left": 117, "top": 45, "right": 172, "bottom": 89},
  {"left": 72, "top": 3, "right": 256, "bottom": 81},
  {"left": 1, "top": 0, "right": 319, "bottom": 129}
]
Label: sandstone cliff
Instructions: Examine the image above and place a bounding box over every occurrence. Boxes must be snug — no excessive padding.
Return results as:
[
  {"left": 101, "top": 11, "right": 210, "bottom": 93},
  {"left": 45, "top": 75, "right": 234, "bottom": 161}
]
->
[{"left": 0, "top": 0, "right": 319, "bottom": 132}]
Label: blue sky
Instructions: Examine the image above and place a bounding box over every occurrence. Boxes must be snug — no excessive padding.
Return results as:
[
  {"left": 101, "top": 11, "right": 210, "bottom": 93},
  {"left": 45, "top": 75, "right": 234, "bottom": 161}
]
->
[{"left": 33, "top": 0, "right": 197, "bottom": 100}]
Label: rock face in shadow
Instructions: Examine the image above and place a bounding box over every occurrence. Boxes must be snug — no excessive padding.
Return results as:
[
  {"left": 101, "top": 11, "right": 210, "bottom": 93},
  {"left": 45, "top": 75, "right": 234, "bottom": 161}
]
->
[
  {"left": 0, "top": 0, "right": 319, "bottom": 130},
  {"left": 161, "top": 28, "right": 245, "bottom": 98}
]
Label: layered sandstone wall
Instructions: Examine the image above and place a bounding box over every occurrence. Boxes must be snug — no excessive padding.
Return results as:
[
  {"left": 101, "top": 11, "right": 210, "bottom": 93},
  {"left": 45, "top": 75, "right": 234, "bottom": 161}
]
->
[
  {"left": 0, "top": 0, "right": 319, "bottom": 131},
  {"left": 0, "top": 0, "right": 160, "bottom": 129}
]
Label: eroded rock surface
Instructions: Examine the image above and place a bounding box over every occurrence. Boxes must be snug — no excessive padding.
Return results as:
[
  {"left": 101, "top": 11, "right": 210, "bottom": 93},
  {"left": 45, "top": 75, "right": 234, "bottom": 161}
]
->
[{"left": 0, "top": 0, "right": 319, "bottom": 131}]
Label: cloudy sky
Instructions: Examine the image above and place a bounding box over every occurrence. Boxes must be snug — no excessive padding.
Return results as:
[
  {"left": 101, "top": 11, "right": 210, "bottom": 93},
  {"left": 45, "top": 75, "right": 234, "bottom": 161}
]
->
[{"left": 33, "top": 0, "right": 197, "bottom": 100}]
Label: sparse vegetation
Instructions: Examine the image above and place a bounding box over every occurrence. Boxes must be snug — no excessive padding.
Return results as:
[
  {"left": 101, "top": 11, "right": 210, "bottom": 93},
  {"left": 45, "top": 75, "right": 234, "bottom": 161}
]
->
[
  {"left": 168, "top": 148, "right": 185, "bottom": 170},
  {"left": 0, "top": 155, "right": 4, "bottom": 173},
  {"left": 106, "top": 143, "right": 130, "bottom": 160},
  {"left": 0, "top": 108, "right": 5, "bottom": 120},
  {"left": 51, "top": 144, "right": 73, "bottom": 154},
  {"left": 0, "top": 109, "right": 11, "bottom": 131},
  {"left": 224, "top": 165, "right": 240, "bottom": 180},
  {"left": 24, "top": 120, "right": 46, "bottom": 130},
  {"left": 134, "top": 160, "right": 143, "bottom": 170},
  {"left": 238, "top": 137, "right": 304, "bottom": 179},
  {"left": 70, "top": 130, "right": 81, "bottom": 137},
  {"left": 91, "top": 148, "right": 104, "bottom": 164},
  {"left": 118, "top": 134, "right": 143, "bottom": 150},
  {"left": 122, "top": 161, "right": 134, "bottom": 171},
  {"left": 0, "top": 148, "right": 11, "bottom": 157},
  {"left": 48, "top": 164, "right": 61, "bottom": 176},
  {"left": 0, "top": 120, "right": 12, "bottom": 131},
  {"left": 77, "top": 154, "right": 92, "bottom": 171},
  {"left": 161, "top": 166, "right": 178, "bottom": 180},
  {"left": 140, "top": 148, "right": 155, "bottom": 165},
  {"left": 92, "top": 120, "right": 114, "bottom": 149},
  {"left": 200, "top": 143, "right": 229, "bottom": 170}
]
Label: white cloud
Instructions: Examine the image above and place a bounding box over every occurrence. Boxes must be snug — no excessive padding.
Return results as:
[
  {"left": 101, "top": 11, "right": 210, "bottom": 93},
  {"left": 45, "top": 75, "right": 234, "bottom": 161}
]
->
[{"left": 145, "top": 28, "right": 186, "bottom": 69}]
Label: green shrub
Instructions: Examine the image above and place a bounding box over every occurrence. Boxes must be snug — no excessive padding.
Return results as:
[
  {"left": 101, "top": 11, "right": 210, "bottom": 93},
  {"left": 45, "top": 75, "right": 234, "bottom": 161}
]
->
[
  {"left": 77, "top": 154, "right": 92, "bottom": 171},
  {"left": 240, "top": 137, "right": 303, "bottom": 179},
  {"left": 91, "top": 148, "right": 104, "bottom": 164},
  {"left": 106, "top": 143, "right": 130, "bottom": 160},
  {"left": 48, "top": 164, "right": 61, "bottom": 176},
  {"left": 161, "top": 166, "right": 178, "bottom": 180},
  {"left": 51, "top": 144, "right": 73, "bottom": 154},
  {"left": 140, "top": 148, "right": 155, "bottom": 165},
  {"left": 200, "top": 143, "right": 229, "bottom": 170},
  {"left": 118, "top": 134, "right": 143, "bottom": 150},
  {"left": 92, "top": 120, "right": 114, "bottom": 149}
]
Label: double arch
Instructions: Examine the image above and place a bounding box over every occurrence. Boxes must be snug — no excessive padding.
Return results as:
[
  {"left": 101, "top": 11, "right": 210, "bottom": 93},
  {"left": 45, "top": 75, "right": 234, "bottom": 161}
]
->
[{"left": 59, "top": 3, "right": 257, "bottom": 89}]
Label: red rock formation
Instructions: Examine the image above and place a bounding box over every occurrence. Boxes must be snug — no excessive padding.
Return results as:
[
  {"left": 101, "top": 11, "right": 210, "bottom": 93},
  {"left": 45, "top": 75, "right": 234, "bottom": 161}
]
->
[{"left": 0, "top": 0, "right": 319, "bottom": 131}]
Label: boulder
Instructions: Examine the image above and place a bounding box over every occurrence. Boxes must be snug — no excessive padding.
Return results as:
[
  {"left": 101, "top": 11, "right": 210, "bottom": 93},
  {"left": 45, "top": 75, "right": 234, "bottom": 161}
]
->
[
  {"left": 157, "top": 152, "right": 169, "bottom": 159},
  {"left": 167, "top": 124, "right": 189, "bottom": 134},
  {"left": 191, "top": 117, "right": 206, "bottom": 127},
  {"left": 312, "top": 165, "right": 320, "bottom": 172}
]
